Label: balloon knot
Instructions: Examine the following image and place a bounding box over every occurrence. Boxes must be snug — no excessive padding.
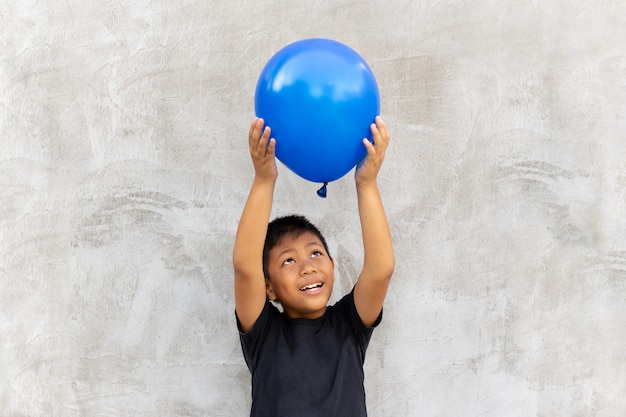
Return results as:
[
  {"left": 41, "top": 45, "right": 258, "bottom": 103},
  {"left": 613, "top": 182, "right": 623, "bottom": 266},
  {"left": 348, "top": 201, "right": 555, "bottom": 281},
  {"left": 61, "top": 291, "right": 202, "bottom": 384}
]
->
[{"left": 316, "top": 182, "right": 328, "bottom": 198}]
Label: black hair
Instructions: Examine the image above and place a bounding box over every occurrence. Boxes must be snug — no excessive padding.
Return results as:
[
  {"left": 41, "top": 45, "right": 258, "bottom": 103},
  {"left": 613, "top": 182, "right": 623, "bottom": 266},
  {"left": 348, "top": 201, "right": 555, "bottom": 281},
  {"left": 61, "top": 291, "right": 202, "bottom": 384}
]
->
[{"left": 262, "top": 215, "right": 331, "bottom": 280}]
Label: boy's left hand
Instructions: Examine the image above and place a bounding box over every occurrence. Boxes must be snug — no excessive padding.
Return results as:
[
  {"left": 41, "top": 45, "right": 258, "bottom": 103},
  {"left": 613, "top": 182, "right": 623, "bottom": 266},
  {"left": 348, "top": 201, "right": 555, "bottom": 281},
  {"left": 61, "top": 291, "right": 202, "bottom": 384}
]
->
[{"left": 355, "top": 116, "right": 390, "bottom": 186}]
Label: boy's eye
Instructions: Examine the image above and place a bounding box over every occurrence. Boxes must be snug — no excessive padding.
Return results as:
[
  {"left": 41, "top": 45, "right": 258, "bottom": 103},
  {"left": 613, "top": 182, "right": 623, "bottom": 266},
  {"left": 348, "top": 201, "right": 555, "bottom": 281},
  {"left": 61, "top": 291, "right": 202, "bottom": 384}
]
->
[
  {"left": 311, "top": 250, "right": 322, "bottom": 258},
  {"left": 282, "top": 258, "right": 295, "bottom": 266}
]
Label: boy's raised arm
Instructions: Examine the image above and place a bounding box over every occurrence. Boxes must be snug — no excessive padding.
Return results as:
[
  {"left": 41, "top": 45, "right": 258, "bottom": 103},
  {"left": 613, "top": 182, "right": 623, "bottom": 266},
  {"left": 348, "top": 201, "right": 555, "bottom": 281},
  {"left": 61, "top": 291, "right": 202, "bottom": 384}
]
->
[
  {"left": 353, "top": 116, "right": 395, "bottom": 327},
  {"left": 233, "top": 118, "right": 277, "bottom": 332}
]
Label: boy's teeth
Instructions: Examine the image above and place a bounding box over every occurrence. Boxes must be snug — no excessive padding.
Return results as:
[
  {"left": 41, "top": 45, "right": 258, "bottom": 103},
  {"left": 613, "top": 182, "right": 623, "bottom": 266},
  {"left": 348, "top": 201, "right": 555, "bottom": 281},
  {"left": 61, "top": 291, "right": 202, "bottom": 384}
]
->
[{"left": 301, "top": 283, "right": 321, "bottom": 291}]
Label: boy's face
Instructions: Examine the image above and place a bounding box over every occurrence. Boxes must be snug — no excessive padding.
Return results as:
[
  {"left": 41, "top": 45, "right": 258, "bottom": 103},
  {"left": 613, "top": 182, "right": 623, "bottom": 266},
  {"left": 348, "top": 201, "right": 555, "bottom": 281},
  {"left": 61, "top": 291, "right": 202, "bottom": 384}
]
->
[{"left": 265, "top": 231, "right": 335, "bottom": 319}]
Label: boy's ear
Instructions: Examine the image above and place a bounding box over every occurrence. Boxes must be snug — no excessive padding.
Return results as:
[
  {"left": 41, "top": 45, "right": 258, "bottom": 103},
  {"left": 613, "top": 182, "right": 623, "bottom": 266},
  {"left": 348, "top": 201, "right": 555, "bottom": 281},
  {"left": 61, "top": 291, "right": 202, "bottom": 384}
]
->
[{"left": 265, "top": 279, "right": 277, "bottom": 301}]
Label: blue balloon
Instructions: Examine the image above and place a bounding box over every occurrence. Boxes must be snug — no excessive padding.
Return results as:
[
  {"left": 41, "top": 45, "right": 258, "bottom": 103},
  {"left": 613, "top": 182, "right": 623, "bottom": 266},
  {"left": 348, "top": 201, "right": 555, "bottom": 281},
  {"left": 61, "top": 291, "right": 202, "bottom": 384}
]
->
[{"left": 255, "top": 38, "right": 380, "bottom": 184}]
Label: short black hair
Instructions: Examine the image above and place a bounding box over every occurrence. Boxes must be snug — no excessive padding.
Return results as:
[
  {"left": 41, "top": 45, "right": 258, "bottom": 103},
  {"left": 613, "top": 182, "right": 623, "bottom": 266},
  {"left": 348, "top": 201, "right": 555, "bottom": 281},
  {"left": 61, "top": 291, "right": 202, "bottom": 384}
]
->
[{"left": 263, "top": 215, "right": 331, "bottom": 280}]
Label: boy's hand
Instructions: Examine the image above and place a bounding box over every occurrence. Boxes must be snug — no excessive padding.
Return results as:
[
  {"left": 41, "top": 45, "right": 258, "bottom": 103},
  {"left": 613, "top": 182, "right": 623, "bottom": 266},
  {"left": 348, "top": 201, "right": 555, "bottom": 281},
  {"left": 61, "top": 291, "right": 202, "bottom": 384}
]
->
[
  {"left": 249, "top": 117, "right": 277, "bottom": 182},
  {"left": 355, "top": 116, "right": 390, "bottom": 186}
]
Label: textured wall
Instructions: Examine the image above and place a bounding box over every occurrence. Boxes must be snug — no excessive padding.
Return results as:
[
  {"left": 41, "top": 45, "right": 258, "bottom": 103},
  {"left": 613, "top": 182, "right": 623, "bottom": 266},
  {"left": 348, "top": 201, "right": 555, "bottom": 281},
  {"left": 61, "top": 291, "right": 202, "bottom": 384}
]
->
[{"left": 1, "top": 1, "right": 625, "bottom": 416}]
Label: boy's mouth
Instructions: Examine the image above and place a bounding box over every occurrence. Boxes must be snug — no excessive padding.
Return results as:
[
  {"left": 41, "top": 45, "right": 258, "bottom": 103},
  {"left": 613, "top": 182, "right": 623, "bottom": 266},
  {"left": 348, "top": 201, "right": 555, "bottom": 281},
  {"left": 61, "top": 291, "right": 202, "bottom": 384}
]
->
[{"left": 300, "top": 282, "right": 323, "bottom": 294}]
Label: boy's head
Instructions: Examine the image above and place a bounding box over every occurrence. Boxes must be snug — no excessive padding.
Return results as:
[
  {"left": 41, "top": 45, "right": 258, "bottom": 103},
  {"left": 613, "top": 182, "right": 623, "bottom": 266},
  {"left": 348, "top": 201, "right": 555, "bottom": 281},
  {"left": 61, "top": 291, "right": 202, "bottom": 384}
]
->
[
  {"left": 263, "top": 215, "right": 332, "bottom": 280},
  {"left": 262, "top": 215, "right": 335, "bottom": 319}
]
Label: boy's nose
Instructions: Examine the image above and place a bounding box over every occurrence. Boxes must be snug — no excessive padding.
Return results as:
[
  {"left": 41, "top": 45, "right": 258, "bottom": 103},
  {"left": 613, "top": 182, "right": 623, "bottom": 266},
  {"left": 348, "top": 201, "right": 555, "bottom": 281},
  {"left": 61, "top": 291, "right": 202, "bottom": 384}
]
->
[{"left": 300, "top": 262, "right": 316, "bottom": 275}]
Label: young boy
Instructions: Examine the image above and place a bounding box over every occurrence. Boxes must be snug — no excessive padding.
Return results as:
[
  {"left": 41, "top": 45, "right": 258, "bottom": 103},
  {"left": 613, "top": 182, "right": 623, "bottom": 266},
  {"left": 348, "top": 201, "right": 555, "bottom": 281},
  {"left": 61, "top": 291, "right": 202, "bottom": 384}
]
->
[{"left": 233, "top": 116, "right": 394, "bottom": 416}]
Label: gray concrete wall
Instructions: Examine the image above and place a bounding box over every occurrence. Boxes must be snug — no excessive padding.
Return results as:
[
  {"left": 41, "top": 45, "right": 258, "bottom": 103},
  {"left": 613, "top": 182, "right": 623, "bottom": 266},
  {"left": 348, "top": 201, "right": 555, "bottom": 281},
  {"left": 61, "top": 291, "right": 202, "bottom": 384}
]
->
[{"left": 1, "top": 1, "right": 625, "bottom": 416}]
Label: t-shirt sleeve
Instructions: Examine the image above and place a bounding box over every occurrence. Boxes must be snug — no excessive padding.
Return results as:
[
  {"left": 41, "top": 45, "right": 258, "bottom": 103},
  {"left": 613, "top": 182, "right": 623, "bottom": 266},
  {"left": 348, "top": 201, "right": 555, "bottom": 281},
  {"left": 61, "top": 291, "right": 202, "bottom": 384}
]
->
[
  {"left": 336, "top": 288, "right": 383, "bottom": 362},
  {"left": 235, "top": 299, "right": 274, "bottom": 372}
]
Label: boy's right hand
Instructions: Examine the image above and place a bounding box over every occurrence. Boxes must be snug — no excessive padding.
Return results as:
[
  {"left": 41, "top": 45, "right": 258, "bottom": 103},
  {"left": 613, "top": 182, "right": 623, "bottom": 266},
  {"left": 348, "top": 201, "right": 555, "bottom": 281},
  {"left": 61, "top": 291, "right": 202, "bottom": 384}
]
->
[{"left": 249, "top": 117, "right": 277, "bottom": 182}]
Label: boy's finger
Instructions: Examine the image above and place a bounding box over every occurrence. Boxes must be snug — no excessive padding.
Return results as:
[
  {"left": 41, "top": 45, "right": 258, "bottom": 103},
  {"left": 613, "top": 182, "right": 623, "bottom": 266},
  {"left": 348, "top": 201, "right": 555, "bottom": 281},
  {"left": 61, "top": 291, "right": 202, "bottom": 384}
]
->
[
  {"left": 370, "top": 122, "right": 382, "bottom": 147},
  {"left": 249, "top": 118, "right": 264, "bottom": 146},
  {"left": 371, "top": 120, "right": 389, "bottom": 154},
  {"left": 250, "top": 117, "right": 263, "bottom": 135},
  {"left": 249, "top": 117, "right": 258, "bottom": 133},
  {"left": 256, "top": 126, "right": 271, "bottom": 151},
  {"left": 267, "top": 138, "right": 276, "bottom": 155},
  {"left": 375, "top": 116, "right": 389, "bottom": 141}
]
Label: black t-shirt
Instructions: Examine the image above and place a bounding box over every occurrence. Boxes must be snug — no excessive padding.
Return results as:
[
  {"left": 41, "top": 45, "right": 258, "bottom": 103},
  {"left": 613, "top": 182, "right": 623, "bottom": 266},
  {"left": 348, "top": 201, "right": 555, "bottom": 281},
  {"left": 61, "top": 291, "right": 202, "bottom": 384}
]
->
[{"left": 237, "top": 289, "right": 382, "bottom": 417}]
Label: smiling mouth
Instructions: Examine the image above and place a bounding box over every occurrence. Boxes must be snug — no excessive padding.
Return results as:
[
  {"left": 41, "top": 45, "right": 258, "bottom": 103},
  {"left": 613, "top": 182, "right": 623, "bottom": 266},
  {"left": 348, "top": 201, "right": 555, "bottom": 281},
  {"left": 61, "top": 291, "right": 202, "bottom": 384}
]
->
[{"left": 300, "top": 282, "right": 323, "bottom": 293}]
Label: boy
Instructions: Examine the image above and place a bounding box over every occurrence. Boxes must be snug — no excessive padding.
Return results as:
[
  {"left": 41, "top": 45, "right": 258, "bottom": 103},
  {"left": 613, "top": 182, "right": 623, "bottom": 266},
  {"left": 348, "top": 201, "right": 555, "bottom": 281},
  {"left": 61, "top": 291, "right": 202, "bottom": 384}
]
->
[{"left": 233, "top": 116, "right": 394, "bottom": 416}]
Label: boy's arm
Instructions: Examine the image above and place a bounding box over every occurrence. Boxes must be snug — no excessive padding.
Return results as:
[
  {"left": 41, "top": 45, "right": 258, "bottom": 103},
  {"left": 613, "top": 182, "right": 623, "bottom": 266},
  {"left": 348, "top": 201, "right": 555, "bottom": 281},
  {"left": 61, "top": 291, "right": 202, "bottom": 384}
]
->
[
  {"left": 353, "top": 116, "right": 395, "bottom": 327},
  {"left": 233, "top": 118, "right": 277, "bottom": 332}
]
